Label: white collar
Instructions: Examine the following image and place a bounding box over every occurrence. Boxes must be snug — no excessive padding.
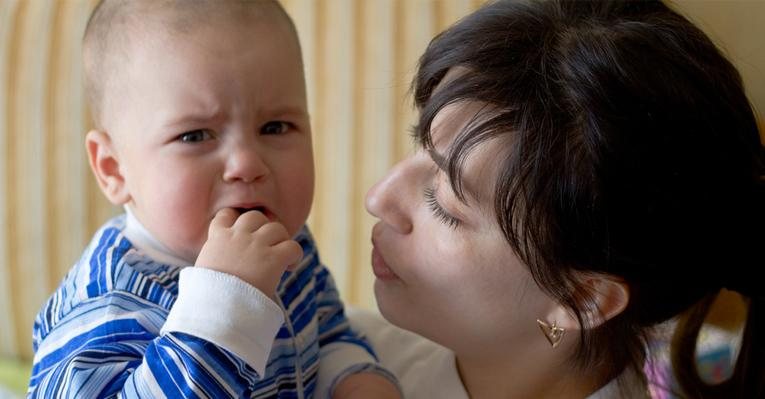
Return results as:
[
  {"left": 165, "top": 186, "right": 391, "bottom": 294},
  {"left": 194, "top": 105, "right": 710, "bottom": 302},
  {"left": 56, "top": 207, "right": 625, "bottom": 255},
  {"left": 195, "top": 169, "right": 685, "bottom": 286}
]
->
[{"left": 123, "top": 205, "right": 192, "bottom": 267}]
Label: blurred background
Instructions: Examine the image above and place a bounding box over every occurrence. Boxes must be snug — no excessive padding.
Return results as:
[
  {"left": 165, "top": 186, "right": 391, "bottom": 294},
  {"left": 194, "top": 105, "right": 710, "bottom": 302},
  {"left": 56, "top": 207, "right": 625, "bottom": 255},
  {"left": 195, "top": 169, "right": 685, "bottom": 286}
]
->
[{"left": 1, "top": 0, "right": 763, "bottom": 396}]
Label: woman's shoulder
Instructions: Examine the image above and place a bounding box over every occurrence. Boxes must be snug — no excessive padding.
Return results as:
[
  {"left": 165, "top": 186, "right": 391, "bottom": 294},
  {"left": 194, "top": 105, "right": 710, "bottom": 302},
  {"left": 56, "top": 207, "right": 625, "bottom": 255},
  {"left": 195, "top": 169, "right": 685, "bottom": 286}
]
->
[{"left": 347, "top": 307, "right": 469, "bottom": 399}]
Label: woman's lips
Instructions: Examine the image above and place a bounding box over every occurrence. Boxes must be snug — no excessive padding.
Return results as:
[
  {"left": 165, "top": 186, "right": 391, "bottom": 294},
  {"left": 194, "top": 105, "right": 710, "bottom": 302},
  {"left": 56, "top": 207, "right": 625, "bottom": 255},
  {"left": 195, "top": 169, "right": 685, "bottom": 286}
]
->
[{"left": 371, "top": 244, "right": 400, "bottom": 280}]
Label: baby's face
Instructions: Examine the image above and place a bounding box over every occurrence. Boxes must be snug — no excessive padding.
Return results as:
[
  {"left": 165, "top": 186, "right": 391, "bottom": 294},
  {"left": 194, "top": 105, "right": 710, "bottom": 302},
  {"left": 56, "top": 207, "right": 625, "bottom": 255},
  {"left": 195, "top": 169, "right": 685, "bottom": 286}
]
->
[{"left": 102, "top": 19, "right": 313, "bottom": 263}]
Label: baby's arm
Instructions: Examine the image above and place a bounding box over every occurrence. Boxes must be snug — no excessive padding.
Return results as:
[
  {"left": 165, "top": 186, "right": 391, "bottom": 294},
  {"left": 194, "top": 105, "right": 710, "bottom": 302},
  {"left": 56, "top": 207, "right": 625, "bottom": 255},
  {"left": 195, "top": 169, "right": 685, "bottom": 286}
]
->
[
  {"left": 332, "top": 372, "right": 402, "bottom": 399},
  {"left": 29, "top": 269, "right": 281, "bottom": 398},
  {"left": 161, "top": 207, "right": 303, "bottom": 372},
  {"left": 29, "top": 210, "right": 299, "bottom": 398},
  {"left": 29, "top": 282, "right": 282, "bottom": 398}
]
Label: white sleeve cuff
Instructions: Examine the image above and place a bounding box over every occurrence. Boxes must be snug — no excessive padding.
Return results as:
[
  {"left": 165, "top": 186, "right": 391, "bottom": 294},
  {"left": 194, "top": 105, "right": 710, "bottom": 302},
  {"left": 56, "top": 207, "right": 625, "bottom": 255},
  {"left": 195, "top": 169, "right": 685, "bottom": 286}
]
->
[{"left": 161, "top": 267, "right": 284, "bottom": 376}]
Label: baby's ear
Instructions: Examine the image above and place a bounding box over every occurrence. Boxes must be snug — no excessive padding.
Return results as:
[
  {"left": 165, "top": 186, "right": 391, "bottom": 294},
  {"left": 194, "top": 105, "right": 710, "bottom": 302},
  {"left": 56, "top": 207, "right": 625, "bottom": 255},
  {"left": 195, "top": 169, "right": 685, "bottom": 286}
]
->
[
  {"left": 545, "top": 274, "right": 630, "bottom": 332},
  {"left": 85, "top": 130, "right": 130, "bottom": 205}
]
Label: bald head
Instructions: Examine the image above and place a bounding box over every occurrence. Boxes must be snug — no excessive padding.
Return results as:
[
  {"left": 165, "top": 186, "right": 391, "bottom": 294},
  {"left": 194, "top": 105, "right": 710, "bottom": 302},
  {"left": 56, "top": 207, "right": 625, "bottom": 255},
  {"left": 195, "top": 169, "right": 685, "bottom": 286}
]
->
[{"left": 83, "top": 0, "right": 299, "bottom": 129}]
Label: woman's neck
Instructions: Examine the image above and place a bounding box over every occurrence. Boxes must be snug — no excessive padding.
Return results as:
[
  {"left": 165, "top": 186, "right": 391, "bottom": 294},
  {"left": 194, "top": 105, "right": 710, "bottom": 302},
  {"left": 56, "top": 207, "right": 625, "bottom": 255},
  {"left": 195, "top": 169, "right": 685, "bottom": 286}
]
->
[{"left": 455, "top": 353, "right": 604, "bottom": 399}]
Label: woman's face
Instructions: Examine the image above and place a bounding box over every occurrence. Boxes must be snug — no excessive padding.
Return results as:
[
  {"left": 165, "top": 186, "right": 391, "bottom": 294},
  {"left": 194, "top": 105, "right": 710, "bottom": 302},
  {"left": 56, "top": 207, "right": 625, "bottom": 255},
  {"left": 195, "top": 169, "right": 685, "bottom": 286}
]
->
[{"left": 365, "top": 100, "right": 556, "bottom": 358}]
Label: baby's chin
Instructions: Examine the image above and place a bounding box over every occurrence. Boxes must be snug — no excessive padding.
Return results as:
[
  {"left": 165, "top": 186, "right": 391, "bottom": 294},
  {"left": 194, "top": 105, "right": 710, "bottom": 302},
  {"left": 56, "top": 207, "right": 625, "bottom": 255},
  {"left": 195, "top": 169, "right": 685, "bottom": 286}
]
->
[{"left": 161, "top": 237, "right": 204, "bottom": 265}]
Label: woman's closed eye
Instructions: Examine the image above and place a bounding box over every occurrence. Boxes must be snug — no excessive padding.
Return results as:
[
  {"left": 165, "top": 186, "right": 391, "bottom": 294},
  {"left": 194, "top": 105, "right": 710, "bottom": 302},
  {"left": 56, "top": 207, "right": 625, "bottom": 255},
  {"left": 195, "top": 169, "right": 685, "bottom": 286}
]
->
[
  {"left": 261, "top": 121, "right": 294, "bottom": 135},
  {"left": 424, "top": 187, "right": 461, "bottom": 229},
  {"left": 178, "top": 129, "right": 214, "bottom": 143}
]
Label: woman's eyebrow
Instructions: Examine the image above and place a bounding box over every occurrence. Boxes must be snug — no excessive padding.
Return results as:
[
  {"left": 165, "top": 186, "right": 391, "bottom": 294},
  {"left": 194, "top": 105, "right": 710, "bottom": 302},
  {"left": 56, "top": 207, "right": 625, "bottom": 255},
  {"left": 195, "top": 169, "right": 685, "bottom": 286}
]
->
[
  {"left": 427, "top": 147, "right": 448, "bottom": 172},
  {"left": 427, "top": 148, "right": 484, "bottom": 204}
]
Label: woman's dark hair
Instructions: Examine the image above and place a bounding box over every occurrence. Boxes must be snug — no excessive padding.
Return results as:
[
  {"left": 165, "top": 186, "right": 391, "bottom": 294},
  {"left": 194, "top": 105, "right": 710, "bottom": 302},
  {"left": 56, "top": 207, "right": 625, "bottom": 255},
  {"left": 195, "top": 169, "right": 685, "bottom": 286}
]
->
[{"left": 412, "top": 0, "right": 764, "bottom": 397}]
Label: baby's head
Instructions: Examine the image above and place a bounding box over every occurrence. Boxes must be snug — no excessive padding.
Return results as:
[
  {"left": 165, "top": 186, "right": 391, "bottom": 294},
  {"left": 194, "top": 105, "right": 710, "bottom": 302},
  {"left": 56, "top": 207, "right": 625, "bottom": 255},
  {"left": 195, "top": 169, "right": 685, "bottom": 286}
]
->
[{"left": 84, "top": 0, "right": 314, "bottom": 263}]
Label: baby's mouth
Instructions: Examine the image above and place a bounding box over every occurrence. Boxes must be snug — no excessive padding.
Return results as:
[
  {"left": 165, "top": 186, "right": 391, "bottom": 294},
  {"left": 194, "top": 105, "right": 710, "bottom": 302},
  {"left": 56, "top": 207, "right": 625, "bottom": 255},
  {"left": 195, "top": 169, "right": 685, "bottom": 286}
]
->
[
  {"left": 234, "top": 206, "right": 264, "bottom": 214},
  {"left": 232, "top": 206, "right": 273, "bottom": 221}
]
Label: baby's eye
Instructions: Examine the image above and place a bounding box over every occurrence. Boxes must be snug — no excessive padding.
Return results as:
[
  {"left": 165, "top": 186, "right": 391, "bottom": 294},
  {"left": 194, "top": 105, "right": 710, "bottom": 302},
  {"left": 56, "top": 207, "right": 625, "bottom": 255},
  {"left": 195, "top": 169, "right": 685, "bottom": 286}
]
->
[
  {"left": 261, "top": 121, "right": 292, "bottom": 135},
  {"left": 178, "top": 129, "right": 213, "bottom": 143}
]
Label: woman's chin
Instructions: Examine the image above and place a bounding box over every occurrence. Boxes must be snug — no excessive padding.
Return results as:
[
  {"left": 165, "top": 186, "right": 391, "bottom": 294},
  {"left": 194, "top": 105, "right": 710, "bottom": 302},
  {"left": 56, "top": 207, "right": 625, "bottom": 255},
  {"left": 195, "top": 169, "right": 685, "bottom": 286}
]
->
[
  {"left": 373, "top": 280, "right": 398, "bottom": 316},
  {"left": 373, "top": 281, "right": 414, "bottom": 329}
]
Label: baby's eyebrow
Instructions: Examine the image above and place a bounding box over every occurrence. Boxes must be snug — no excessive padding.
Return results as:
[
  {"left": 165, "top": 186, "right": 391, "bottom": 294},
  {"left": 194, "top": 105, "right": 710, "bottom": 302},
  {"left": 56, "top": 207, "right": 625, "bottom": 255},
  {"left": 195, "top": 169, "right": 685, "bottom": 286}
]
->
[
  {"left": 267, "top": 105, "right": 309, "bottom": 119},
  {"left": 162, "top": 110, "right": 224, "bottom": 130},
  {"left": 427, "top": 148, "right": 483, "bottom": 205}
]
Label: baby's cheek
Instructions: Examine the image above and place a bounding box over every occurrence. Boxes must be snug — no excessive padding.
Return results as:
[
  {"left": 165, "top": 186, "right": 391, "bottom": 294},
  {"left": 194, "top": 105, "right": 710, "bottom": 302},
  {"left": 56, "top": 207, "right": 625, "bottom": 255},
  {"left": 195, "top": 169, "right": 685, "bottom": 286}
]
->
[
  {"left": 284, "top": 193, "right": 313, "bottom": 237},
  {"left": 158, "top": 198, "right": 210, "bottom": 260}
]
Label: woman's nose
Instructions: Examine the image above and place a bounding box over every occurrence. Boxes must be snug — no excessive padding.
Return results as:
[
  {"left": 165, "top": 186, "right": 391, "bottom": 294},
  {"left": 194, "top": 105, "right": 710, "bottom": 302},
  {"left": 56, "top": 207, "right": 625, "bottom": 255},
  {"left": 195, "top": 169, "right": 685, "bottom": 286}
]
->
[
  {"left": 222, "top": 144, "right": 270, "bottom": 183},
  {"left": 365, "top": 159, "right": 415, "bottom": 234}
]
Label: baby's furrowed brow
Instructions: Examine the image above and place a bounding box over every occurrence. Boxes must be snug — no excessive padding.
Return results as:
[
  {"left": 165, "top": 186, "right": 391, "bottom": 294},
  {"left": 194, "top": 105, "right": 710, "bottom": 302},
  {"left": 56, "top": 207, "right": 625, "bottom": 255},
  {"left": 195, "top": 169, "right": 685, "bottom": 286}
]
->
[{"left": 161, "top": 111, "right": 224, "bottom": 131}]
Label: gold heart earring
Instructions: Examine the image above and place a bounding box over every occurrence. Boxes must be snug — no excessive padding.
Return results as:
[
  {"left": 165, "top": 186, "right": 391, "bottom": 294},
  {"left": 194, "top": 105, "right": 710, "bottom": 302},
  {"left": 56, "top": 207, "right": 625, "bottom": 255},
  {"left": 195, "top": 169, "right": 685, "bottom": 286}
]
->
[{"left": 536, "top": 319, "right": 565, "bottom": 348}]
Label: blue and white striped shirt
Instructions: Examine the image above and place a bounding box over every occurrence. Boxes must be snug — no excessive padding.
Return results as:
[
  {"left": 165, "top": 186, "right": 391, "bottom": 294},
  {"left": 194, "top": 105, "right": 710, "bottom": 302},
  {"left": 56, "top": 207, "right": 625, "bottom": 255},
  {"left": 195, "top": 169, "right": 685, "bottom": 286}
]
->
[{"left": 29, "top": 215, "right": 389, "bottom": 398}]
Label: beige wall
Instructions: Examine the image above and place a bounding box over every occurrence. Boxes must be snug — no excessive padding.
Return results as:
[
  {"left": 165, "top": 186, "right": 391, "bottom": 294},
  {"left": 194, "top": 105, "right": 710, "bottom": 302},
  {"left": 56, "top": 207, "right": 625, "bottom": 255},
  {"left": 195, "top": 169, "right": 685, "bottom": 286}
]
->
[
  {"left": 1, "top": 0, "right": 762, "bottom": 361},
  {"left": 675, "top": 0, "right": 765, "bottom": 135}
]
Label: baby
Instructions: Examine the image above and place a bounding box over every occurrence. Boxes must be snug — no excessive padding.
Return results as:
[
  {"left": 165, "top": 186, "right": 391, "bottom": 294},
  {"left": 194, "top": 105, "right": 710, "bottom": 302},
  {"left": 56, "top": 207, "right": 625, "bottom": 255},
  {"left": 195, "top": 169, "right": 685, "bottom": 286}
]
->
[{"left": 28, "top": 1, "right": 399, "bottom": 398}]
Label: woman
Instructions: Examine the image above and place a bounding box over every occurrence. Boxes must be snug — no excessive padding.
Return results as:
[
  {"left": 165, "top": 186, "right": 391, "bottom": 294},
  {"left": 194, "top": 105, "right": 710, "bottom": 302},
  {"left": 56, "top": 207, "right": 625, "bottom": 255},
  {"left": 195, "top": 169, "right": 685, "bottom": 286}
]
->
[{"left": 361, "top": 0, "right": 764, "bottom": 398}]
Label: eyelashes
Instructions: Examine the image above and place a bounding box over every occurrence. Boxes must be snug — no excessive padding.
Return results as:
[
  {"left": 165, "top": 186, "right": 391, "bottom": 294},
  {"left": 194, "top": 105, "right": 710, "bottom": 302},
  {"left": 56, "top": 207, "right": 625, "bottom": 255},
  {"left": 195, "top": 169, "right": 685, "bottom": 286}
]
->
[
  {"left": 261, "top": 121, "right": 294, "bottom": 135},
  {"left": 176, "top": 120, "right": 295, "bottom": 143},
  {"left": 424, "top": 187, "right": 461, "bottom": 229},
  {"left": 178, "top": 129, "right": 214, "bottom": 143}
]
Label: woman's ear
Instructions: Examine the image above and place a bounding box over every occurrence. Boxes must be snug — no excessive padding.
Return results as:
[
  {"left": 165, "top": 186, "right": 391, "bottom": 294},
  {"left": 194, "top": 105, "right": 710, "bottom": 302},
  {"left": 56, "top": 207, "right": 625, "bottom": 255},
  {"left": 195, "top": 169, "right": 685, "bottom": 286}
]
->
[
  {"left": 85, "top": 130, "right": 131, "bottom": 205},
  {"left": 544, "top": 274, "right": 630, "bottom": 331}
]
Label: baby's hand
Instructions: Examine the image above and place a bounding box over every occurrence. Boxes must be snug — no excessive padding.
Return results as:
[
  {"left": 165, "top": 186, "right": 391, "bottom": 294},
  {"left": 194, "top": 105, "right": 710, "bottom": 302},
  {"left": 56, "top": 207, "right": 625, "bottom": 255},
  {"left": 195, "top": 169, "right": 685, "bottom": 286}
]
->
[
  {"left": 195, "top": 208, "right": 303, "bottom": 298},
  {"left": 332, "top": 372, "right": 402, "bottom": 399}
]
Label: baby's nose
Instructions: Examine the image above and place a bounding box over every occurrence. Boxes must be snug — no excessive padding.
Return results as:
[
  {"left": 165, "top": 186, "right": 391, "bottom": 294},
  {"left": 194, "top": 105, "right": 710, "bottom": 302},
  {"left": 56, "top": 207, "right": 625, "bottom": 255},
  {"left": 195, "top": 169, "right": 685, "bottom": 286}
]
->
[{"left": 223, "top": 147, "right": 270, "bottom": 183}]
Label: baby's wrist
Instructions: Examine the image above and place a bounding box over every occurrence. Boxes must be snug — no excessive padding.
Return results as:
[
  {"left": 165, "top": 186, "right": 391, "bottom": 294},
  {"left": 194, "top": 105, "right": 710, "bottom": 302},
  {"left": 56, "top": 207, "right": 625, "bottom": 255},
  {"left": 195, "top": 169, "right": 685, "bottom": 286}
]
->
[{"left": 193, "top": 262, "right": 278, "bottom": 299}]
